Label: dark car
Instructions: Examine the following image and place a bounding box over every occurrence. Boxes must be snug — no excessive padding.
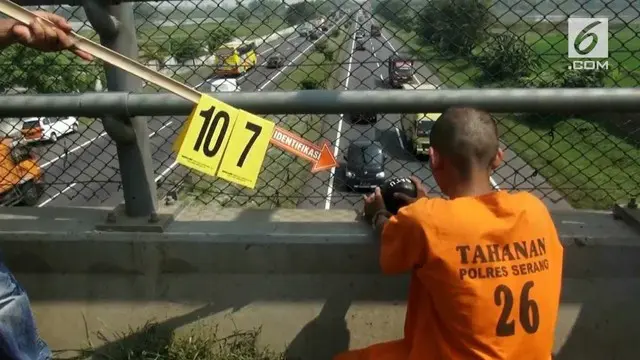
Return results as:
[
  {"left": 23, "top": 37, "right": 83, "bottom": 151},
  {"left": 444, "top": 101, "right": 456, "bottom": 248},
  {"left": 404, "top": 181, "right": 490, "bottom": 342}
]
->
[
  {"left": 308, "top": 30, "right": 321, "bottom": 40},
  {"left": 349, "top": 112, "right": 377, "bottom": 124},
  {"left": 371, "top": 24, "right": 381, "bottom": 37},
  {"left": 356, "top": 39, "right": 366, "bottom": 51},
  {"left": 388, "top": 54, "right": 414, "bottom": 88},
  {"left": 344, "top": 140, "right": 387, "bottom": 190},
  {"left": 266, "top": 54, "right": 285, "bottom": 68}
]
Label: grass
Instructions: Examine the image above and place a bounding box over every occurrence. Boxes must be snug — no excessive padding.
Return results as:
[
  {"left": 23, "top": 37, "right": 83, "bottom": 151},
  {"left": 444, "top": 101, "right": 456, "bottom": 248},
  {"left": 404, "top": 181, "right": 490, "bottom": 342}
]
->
[
  {"left": 278, "top": 29, "right": 348, "bottom": 90},
  {"left": 382, "top": 19, "right": 640, "bottom": 209},
  {"left": 186, "top": 115, "right": 323, "bottom": 208},
  {"left": 182, "top": 28, "right": 350, "bottom": 208},
  {"left": 78, "top": 117, "right": 94, "bottom": 126},
  {"left": 59, "top": 322, "right": 284, "bottom": 360}
]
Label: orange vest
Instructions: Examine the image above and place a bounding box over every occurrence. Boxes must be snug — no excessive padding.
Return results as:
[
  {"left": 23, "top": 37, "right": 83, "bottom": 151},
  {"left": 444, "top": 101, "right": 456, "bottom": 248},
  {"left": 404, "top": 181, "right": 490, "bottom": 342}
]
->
[{"left": 336, "top": 191, "right": 563, "bottom": 360}]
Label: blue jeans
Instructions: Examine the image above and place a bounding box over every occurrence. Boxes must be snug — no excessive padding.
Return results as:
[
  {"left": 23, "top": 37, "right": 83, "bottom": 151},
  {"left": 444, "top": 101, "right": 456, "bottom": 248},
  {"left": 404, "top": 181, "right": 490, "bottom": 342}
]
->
[{"left": 0, "top": 261, "right": 51, "bottom": 360}]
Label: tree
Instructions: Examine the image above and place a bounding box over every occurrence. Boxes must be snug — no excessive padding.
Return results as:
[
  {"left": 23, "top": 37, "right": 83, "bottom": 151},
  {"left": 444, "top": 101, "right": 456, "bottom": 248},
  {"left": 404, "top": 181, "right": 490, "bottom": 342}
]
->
[
  {"left": 475, "top": 33, "right": 539, "bottom": 84},
  {"left": 416, "top": 0, "right": 492, "bottom": 56},
  {"left": 207, "top": 28, "right": 233, "bottom": 53},
  {"left": 284, "top": 1, "right": 317, "bottom": 25},
  {"left": 234, "top": 8, "right": 250, "bottom": 22},
  {"left": 374, "top": 0, "right": 409, "bottom": 27},
  {"left": 247, "top": 0, "right": 281, "bottom": 17},
  {"left": 134, "top": 2, "right": 157, "bottom": 19},
  {"left": 170, "top": 38, "right": 202, "bottom": 63},
  {"left": 0, "top": 46, "right": 98, "bottom": 93},
  {"left": 300, "top": 78, "right": 323, "bottom": 89},
  {"left": 140, "top": 45, "right": 169, "bottom": 69},
  {"left": 314, "top": 40, "right": 328, "bottom": 53}
]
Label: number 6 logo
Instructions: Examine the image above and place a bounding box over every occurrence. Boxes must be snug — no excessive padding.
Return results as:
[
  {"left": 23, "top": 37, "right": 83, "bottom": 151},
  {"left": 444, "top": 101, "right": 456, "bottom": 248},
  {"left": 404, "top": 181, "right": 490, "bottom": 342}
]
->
[
  {"left": 568, "top": 18, "right": 609, "bottom": 59},
  {"left": 574, "top": 21, "right": 601, "bottom": 56}
]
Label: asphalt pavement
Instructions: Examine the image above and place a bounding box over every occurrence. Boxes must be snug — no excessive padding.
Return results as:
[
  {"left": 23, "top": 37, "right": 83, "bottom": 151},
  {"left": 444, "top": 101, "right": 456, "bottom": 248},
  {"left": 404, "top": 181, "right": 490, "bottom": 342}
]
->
[
  {"left": 36, "top": 16, "right": 350, "bottom": 208},
  {"left": 36, "top": 10, "right": 571, "bottom": 210},
  {"left": 299, "top": 16, "right": 571, "bottom": 210}
]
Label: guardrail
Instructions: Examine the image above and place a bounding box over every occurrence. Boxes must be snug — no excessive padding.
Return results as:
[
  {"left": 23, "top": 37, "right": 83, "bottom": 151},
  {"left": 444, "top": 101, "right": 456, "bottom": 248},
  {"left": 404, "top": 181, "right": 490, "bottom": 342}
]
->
[{"left": 0, "top": 0, "right": 637, "bottom": 230}]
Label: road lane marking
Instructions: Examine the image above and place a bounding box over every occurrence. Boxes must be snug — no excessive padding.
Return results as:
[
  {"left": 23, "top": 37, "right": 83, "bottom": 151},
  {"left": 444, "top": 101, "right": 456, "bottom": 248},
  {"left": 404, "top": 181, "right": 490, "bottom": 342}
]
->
[
  {"left": 43, "top": 32, "right": 296, "bottom": 171},
  {"left": 380, "top": 32, "right": 423, "bottom": 84},
  {"left": 38, "top": 30, "right": 309, "bottom": 207},
  {"left": 258, "top": 17, "right": 346, "bottom": 91},
  {"left": 394, "top": 127, "right": 405, "bottom": 151},
  {"left": 380, "top": 32, "right": 500, "bottom": 189},
  {"left": 37, "top": 183, "right": 77, "bottom": 207},
  {"left": 325, "top": 24, "right": 356, "bottom": 210},
  {"left": 38, "top": 118, "right": 177, "bottom": 207},
  {"left": 152, "top": 26, "right": 342, "bottom": 184}
]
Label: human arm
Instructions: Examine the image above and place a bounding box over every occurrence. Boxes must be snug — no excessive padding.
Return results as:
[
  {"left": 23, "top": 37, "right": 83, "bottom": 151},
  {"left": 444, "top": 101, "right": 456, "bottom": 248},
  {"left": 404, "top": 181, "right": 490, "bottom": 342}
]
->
[
  {"left": 363, "top": 186, "right": 427, "bottom": 274},
  {"left": 0, "top": 12, "right": 92, "bottom": 60},
  {"left": 378, "top": 206, "right": 427, "bottom": 274}
]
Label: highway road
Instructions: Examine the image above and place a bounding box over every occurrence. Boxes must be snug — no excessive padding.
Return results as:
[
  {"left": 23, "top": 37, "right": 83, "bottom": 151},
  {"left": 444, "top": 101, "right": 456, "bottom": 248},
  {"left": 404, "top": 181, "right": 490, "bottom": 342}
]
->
[
  {"left": 36, "top": 15, "right": 351, "bottom": 208},
  {"left": 299, "top": 12, "right": 571, "bottom": 210},
  {"left": 33, "top": 8, "right": 571, "bottom": 210}
]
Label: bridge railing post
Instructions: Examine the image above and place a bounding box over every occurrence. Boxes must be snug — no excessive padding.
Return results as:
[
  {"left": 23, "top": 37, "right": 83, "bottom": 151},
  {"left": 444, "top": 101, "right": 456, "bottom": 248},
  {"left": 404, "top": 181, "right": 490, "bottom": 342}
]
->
[{"left": 82, "top": 0, "right": 171, "bottom": 232}]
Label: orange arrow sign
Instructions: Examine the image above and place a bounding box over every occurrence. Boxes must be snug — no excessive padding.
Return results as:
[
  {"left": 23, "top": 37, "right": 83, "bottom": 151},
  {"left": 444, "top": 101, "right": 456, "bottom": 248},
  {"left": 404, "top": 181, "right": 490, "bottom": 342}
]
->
[{"left": 270, "top": 126, "right": 338, "bottom": 173}]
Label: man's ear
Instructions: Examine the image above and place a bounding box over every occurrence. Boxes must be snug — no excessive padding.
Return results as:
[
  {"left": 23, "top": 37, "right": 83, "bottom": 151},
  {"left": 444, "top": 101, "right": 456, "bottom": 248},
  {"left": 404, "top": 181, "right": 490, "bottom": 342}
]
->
[
  {"left": 429, "top": 147, "right": 441, "bottom": 169},
  {"left": 491, "top": 148, "right": 504, "bottom": 170}
]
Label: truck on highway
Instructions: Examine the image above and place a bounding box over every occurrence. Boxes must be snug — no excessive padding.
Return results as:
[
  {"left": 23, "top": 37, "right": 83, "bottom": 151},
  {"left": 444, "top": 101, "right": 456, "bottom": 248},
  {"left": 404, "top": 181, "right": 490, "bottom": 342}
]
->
[
  {"left": 371, "top": 23, "right": 381, "bottom": 37},
  {"left": 213, "top": 41, "right": 257, "bottom": 76},
  {"left": 400, "top": 83, "right": 440, "bottom": 157},
  {"left": 0, "top": 135, "right": 44, "bottom": 206},
  {"left": 387, "top": 54, "right": 414, "bottom": 87}
]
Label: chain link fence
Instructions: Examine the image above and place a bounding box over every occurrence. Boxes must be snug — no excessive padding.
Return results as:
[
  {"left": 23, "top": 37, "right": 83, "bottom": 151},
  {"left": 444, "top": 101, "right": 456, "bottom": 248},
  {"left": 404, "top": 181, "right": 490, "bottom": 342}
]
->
[{"left": 0, "top": 0, "right": 638, "bottom": 211}]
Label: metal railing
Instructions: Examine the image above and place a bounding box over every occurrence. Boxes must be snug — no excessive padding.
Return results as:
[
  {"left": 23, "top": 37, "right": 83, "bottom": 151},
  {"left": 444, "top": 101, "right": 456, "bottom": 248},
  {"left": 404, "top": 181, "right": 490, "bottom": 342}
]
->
[{"left": 0, "top": 0, "right": 638, "bottom": 219}]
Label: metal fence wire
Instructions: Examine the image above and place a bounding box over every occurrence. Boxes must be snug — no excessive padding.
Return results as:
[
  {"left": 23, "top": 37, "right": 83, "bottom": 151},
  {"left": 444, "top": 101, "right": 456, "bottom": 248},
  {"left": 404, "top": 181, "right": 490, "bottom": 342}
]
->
[{"left": 0, "top": 0, "right": 639, "bottom": 211}]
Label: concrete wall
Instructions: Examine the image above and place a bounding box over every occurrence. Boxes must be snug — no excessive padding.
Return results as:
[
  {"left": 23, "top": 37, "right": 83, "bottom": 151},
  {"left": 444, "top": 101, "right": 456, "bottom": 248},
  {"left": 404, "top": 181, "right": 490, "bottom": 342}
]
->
[{"left": 0, "top": 206, "right": 639, "bottom": 359}]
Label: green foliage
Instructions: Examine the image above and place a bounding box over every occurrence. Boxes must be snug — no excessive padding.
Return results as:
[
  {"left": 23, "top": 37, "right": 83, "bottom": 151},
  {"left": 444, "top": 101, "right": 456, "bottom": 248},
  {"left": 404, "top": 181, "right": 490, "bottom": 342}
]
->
[
  {"left": 0, "top": 46, "right": 100, "bottom": 93},
  {"left": 476, "top": 33, "right": 539, "bottom": 83},
  {"left": 234, "top": 7, "right": 250, "bottom": 22},
  {"left": 331, "top": 28, "right": 340, "bottom": 38},
  {"left": 170, "top": 38, "right": 202, "bottom": 63},
  {"left": 207, "top": 28, "right": 233, "bottom": 53},
  {"left": 416, "top": 0, "right": 491, "bottom": 56},
  {"left": 300, "top": 78, "right": 323, "bottom": 89},
  {"left": 140, "top": 44, "right": 169, "bottom": 64},
  {"left": 284, "top": 1, "right": 317, "bottom": 25},
  {"left": 374, "top": 0, "right": 413, "bottom": 31},
  {"left": 314, "top": 40, "right": 328, "bottom": 53}
]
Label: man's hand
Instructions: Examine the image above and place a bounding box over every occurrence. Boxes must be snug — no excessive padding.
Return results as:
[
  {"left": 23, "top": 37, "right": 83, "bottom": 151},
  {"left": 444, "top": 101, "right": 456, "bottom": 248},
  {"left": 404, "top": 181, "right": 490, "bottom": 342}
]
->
[
  {"left": 363, "top": 187, "right": 386, "bottom": 223},
  {"left": 393, "top": 176, "right": 428, "bottom": 204},
  {"left": 7, "top": 12, "right": 92, "bottom": 61}
]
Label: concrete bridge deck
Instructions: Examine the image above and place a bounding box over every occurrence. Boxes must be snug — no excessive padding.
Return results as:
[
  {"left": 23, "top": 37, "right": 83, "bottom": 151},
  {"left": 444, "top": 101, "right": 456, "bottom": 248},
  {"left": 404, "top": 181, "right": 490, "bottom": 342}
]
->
[{"left": 0, "top": 205, "right": 638, "bottom": 359}]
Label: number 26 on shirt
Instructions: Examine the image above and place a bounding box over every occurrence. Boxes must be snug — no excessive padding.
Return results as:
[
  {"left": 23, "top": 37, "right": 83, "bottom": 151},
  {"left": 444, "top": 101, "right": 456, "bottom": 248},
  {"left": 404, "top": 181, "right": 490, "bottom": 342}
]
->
[{"left": 494, "top": 280, "right": 540, "bottom": 337}]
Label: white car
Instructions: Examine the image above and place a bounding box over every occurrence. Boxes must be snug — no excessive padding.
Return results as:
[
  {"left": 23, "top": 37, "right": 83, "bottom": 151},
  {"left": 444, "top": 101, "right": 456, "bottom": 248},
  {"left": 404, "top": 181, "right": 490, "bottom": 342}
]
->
[
  {"left": 209, "top": 78, "right": 241, "bottom": 92},
  {"left": 21, "top": 116, "right": 79, "bottom": 143}
]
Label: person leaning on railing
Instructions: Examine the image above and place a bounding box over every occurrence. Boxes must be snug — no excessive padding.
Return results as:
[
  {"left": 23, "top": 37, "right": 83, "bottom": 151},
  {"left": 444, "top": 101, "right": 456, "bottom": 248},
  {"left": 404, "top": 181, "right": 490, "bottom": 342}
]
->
[
  {"left": 0, "top": 11, "right": 91, "bottom": 360},
  {"left": 335, "top": 108, "right": 564, "bottom": 360}
]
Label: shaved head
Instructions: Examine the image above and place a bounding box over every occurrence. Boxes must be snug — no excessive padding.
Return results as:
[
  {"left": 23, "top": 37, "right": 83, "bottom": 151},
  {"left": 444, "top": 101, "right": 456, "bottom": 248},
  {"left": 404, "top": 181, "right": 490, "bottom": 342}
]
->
[{"left": 429, "top": 107, "right": 499, "bottom": 178}]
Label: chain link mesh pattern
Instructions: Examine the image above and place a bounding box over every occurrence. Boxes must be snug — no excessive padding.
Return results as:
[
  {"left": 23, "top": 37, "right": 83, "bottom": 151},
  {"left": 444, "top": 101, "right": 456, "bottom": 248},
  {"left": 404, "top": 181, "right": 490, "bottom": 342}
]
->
[{"left": 1, "top": 0, "right": 638, "bottom": 210}]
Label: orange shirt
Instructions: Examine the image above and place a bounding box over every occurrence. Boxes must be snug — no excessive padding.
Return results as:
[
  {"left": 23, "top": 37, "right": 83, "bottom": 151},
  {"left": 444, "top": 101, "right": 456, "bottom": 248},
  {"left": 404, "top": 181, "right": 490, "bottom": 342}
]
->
[{"left": 335, "top": 191, "right": 563, "bottom": 360}]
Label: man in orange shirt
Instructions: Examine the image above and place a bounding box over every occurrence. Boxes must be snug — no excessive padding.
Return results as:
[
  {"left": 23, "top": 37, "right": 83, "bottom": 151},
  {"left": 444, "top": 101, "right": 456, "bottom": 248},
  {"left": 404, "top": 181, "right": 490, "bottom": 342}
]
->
[{"left": 335, "top": 107, "right": 563, "bottom": 360}]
